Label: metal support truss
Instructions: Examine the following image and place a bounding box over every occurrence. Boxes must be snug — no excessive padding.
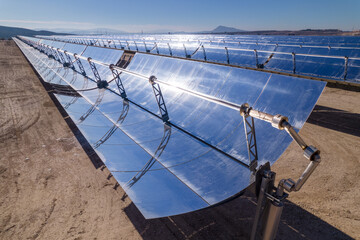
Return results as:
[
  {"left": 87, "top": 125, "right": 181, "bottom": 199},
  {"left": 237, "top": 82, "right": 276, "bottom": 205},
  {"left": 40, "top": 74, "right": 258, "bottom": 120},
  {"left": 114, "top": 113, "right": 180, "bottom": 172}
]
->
[
  {"left": 149, "top": 75, "right": 169, "bottom": 122},
  {"left": 144, "top": 41, "right": 149, "bottom": 52},
  {"left": 63, "top": 51, "right": 75, "bottom": 69},
  {"left": 134, "top": 41, "right": 139, "bottom": 51},
  {"left": 93, "top": 100, "right": 129, "bottom": 149},
  {"left": 51, "top": 48, "right": 61, "bottom": 62},
  {"left": 154, "top": 42, "right": 159, "bottom": 54},
  {"left": 109, "top": 64, "right": 127, "bottom": 99},
  {"left": 125, "top": 123, "right": 172, "bottom": 189},
  {"left": 88, "top": 57, "right": 108, "bottom": 89},
  {"left": 240, "top": 103, "right": 258, "bottom": 171},
  {"left": 254, "top": 49, "right": 264, "bottom": 69},
  {"left": 74, "top": 54, "right": 86, "bottom": 76},
  {"left": 57, "top": 48, "right": 66, "bottom": 65},
  {"left": 183, "top": 44, "right": 191, "bottom": 58},
  {"left": 167, "top": 43, "right": 173, "bottom": 56}
]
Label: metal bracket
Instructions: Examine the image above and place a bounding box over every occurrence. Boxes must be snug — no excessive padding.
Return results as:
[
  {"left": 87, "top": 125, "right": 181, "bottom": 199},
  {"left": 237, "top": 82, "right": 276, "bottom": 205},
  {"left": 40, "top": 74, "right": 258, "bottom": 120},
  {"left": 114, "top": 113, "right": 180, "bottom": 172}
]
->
[
  {"left": 109, "top": 64, "right": 127, "bottom": 99},
  {"left": 63, "top": 51, "right": 75, "bottom": 69},
  {"left": 74, "top": 54, "right": 87, "bottom": 76},
  {"left": 149, "top": 75, "right": 169, "bottom": 122},
  {"left": 240, "top": 103, "right": 258, "bottom": 171},
  {"left": 57, "top": 48, "right": 66, "bottom": 65},
  {"left": 88, "top": 57, "right": 108, "bottom": 89}
]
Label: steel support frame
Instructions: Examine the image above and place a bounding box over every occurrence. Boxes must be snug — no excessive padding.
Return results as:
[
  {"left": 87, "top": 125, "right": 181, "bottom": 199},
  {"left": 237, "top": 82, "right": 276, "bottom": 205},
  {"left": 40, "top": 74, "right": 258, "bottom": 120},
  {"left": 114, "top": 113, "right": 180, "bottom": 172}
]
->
[
  {"left": 149, "top": 76, "right": 169, "bottom": 122},
  {"left": 57, "top": 48, "right": 67, "bottom": 66},
  {"left": 74, "top": 54, "right": 86, "bottom": 76},
  {"left": 243, "top": 114, "right": 258, "bottom": 171},
  {"left": 88, "top": 58, "right": 108, "bottom": 88},
  {"left": 64, "top": 51, "right": 75, "bottom": 69},
  {"left": 110, "top": 64, "right": 127, "bottom": 99}
]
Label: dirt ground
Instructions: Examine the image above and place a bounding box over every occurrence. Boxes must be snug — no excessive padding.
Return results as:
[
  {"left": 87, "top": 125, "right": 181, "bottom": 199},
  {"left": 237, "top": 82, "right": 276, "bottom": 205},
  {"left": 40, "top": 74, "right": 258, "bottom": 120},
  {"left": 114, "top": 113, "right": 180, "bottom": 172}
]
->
[{"left": 0, "top": 40, "right": 359, "bottom": 240}]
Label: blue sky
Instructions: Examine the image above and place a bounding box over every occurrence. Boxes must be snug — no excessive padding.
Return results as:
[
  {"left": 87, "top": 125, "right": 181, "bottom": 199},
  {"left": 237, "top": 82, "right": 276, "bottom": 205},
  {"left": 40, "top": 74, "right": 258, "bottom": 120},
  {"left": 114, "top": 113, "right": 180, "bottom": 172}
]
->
[{"left": 0, "top": 0, "right": 359, "bottom": 32}]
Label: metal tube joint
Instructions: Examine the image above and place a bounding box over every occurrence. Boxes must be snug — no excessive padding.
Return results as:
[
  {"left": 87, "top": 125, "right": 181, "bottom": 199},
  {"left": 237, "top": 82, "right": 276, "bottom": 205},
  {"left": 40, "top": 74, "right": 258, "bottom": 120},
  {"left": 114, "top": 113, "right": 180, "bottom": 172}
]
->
[{"left": 149, "top": 75, "right": 157, "bottom": 85}]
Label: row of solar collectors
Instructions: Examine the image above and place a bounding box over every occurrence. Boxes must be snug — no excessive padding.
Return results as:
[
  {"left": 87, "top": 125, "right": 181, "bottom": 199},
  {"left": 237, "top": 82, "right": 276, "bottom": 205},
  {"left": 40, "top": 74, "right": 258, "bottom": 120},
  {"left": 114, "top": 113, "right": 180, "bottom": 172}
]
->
[
  {"left": 15, "top": 36, "right": 325, "bottom": 218},
  {"left": 43, "top": 35, "right": 360, "bottom": 83},
  {"left": 59, "top": 34, "right": 360, "bottom": 48}
]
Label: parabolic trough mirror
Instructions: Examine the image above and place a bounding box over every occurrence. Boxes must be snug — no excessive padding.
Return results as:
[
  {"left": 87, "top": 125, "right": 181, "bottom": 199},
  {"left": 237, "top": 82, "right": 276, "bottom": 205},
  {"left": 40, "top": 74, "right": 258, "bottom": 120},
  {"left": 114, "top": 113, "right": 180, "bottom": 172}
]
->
[{"left": 14, "top": 36, "right": 326, "bottom": 220}]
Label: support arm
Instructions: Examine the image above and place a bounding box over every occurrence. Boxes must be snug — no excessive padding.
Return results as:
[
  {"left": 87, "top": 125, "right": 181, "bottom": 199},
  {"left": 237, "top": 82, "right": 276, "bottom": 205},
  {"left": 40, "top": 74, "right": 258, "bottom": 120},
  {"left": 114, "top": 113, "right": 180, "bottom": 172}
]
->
[{"left": 240, "top": 103, "right": 321, "bottom": 193}]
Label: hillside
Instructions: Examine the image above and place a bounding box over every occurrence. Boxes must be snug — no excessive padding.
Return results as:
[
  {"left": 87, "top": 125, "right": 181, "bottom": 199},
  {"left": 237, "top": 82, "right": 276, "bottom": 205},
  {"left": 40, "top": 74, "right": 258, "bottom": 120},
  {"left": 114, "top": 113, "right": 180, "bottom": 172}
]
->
[{"left": 0, "top": 25, "right": 68, "bottom": 39}]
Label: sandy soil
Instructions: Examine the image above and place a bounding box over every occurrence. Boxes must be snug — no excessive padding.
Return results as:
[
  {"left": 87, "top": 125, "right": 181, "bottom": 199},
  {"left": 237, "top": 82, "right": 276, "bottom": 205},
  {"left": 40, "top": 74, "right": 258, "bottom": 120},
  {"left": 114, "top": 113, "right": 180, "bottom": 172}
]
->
[{"left": 0, "top": 40, "right": 359, "bottom": 240}]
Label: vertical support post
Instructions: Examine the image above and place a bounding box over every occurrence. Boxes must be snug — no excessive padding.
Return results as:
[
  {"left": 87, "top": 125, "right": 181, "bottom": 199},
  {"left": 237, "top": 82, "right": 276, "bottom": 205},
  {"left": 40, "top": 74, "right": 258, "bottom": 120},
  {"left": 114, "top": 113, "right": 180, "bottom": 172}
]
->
[
  {"left": 109, "top": 64, "right": 127, "bottom": 99},
  {"left": 254, "top": 49, "right": 259, "bottom": 68},
  {"left": 344, "top": 56, "right": 349, "bottom": 80},
  {"left": 225, "top": 47, "right": 230, "bottom": 64},
  {"left": 144, "top": 41, "right": 149, "bottom": 52},
  {"left": 251, "top": 170, "right": 277, "bottom": 240},
  {"left": 126, "top": 41, "right": 130, "bottom": 50},
  {"left": 134, "top": 41, "right": 139, "bottom": 51},
  {"left": 112, "top": 39, "right": 117, "bottom": 48},
  {"left": 292, "top": 52, "right": 296, "bottom": 74},
  {"left": 167, "top": 43, "right": 172, "bottom": 56},
  {"left": 154, "top": 42, "right": 159, "bottom": 54},
  {"left": 149, "top": 76, "right": 169, "bottom": 122},
  {"left": 202, "top": 44, "right": 207, "bottom": 61},
  {"left": 118, "top": 40, "right": 124, "bottom": 49}
]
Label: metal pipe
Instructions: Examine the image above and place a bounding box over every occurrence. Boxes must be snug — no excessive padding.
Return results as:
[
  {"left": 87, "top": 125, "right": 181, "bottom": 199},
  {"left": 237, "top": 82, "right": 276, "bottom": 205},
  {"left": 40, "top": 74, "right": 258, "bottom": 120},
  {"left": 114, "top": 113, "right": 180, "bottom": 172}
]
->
[
  {"left": 282, "top": 121, "right": 307, "bottom": 150},
  {"left": 294, "top": 154, "right": 321, "bottom": 191},
  {"left": 262, "top": 201, "right": 283, "bottom": 240}
]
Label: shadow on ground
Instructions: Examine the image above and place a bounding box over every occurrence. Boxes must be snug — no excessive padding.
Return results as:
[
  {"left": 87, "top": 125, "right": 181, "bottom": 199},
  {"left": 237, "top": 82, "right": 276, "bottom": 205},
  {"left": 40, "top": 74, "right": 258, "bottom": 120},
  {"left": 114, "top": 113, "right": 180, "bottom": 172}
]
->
[
  {"left": 308, "top": 105, "right": 360, "bottom": 138},
  {"left": 122, "top": 190, "right": 352, "bottom": 240}
]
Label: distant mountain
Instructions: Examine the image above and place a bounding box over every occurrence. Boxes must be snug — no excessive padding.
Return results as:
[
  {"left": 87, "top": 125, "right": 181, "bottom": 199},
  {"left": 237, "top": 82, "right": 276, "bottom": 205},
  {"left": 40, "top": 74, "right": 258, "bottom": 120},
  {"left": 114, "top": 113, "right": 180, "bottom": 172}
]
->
[
  {"left": 212, "top": 25, "right": 245, "bottom": 33},
  {"left": 0, "top": 25, "right": 68, "bottom": 39},
  {"left": 197, "top": 25, "right": 246, "bottom": 34}
]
